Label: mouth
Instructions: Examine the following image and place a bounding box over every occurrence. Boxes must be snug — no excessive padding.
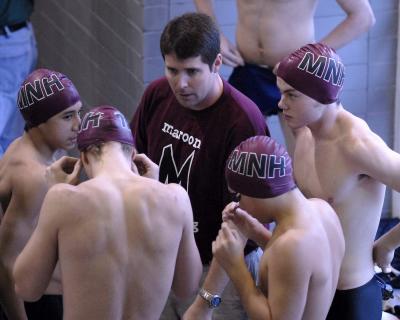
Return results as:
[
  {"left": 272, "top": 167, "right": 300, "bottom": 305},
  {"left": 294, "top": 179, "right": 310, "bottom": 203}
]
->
[{"left": 178, "top": 93, "right": 194, "bottom": 100}]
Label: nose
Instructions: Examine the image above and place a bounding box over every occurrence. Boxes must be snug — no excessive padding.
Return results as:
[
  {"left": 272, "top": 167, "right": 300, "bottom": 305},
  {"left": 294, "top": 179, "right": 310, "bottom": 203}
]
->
[
  {"left": 72, "top": 114, "right": 81, "bottom": 132},
  {"left": 177, "top": 74, "right": 189, "bottom": 89},
  {"left": 278, "top": 96, "right": 286, "bottom": 110}
]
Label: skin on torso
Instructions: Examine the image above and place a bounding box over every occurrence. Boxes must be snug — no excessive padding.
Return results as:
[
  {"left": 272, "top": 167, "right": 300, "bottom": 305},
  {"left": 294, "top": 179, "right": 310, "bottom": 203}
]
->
[
  {"left": 0, "top": 137, "right": 62, "bottom": 294},
  {"left": 259, "top": 200, "right": 343, "bottom": 319},
  {"left": 59, "top": 176, "right": 186, "bottom": 320},
  {"left": 293, "top": 111, "right": 385, "bottom": 289},
  {"left": 236, "top": 0, "right": 317, "bottom": 66}
]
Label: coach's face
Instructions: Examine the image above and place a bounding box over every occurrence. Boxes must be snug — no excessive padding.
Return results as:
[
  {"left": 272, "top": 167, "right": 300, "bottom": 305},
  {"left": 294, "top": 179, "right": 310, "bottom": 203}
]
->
[{"left": 164, "top": 53, "right": 222, "bottom": 111}]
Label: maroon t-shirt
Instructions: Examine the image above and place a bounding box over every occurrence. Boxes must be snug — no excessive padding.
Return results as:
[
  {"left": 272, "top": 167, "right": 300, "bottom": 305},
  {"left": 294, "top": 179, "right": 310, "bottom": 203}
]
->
[{"left": 131, "top": 77, "right": 269, "bottom": 264}]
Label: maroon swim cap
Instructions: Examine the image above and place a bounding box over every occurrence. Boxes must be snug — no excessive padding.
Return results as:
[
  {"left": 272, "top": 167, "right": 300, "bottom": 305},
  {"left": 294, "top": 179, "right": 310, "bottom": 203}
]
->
[
  {"left": 77, "top": 105, "right": 134, "bottom": 151},
  {"left": 225, "top": 136, "right": 296, "bottom": 199},
  {"left": 17, "top": 68, "right": 81, "bottom": 128},
  {"left": 277, "top": 43, "right": 345, "bottom": 104}
]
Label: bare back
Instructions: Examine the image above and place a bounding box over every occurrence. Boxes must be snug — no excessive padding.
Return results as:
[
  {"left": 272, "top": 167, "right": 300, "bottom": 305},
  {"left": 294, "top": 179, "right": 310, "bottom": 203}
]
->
[
  {"left": 236, "top": 0, "right": 317, "bottom": 66},
  {"left": 58, "top": 175, "right": 194, "bottom": 320},
  {"left": 260, "top": 198, "right": 344, "bottom": 319},
  {"left": 294, "top": 109, "right": 386, "bottom": 289}
]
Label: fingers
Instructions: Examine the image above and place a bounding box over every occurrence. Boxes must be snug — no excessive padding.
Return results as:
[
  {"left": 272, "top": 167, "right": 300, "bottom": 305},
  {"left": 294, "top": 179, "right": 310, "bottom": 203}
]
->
[
  {"left": 69, "top": 159, "right": 82, "bottom": 185},
  {"left": 220, "top": 35, "right": 244, "bottom": 67},
  {"left": 133, "top": 154, "right": 147, "bottom": 175},
  {"left": 133, "top": 153, "right": 159, "bottom": 180},
  {"left": 133, "top": 153, "right": 151, "bottom": 164},
  {"left": 59, "top": 156, "right": 79, "bottom": 174},
  {"left": 222, "top": 201, "right": 239, "bottom": 221},
  {"left": 221, "top": 51, "right": 244, "bottom": 67},
  {"left": 382, "top": 266, "right": 392, "bottom": 273}
]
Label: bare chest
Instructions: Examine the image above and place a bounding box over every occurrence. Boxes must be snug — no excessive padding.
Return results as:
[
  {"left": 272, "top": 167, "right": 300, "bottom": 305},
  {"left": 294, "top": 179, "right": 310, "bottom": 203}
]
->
[{"left": 294, "top": 142, "right": 357, "bottom": 205}]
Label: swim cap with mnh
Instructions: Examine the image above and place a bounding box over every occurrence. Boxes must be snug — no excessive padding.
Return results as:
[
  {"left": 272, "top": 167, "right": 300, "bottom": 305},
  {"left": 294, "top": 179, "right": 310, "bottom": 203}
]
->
[
  {"left": 225, "top": 136, "right": 296, "bottom": 199},
  {"left": 277, "top": 43, "right": 345, "bottom": 104},
  {"left": 18, "top": 68, "right": 81, "bottom": 129},
  {"left": 77, "top": 105, "right": 134, "bottom": 151}
]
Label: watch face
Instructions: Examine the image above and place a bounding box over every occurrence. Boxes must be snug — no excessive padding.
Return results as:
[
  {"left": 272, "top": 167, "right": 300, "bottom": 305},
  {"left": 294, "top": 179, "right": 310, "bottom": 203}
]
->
[{"left": 210, "top": 296, "right": 222, "bottom": 308}]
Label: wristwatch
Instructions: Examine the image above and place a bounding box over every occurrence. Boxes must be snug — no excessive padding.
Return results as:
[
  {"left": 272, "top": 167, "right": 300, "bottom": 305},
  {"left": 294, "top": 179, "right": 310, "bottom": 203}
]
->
[{"left": 198, "top": 288, "right": 222, "bottom": 308}]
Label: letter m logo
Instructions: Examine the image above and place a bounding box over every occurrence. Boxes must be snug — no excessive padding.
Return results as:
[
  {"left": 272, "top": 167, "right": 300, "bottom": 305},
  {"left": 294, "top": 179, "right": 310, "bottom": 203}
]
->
[
  {"left": 297, "top": 52, "right": 327, "bottom": 78},
  {"left": 159, "top": 144, "right": 195, "bottom": 191}
]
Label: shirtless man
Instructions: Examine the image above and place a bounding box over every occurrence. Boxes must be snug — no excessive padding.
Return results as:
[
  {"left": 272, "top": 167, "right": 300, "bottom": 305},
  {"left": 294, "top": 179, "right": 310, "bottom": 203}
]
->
[
  {"left": 13, "top": 105, "right": 203, "bottom": 320},
  {"left": 195, "top": 0, "right": 375, "bottom": 155},
  {"left": 276, "top": 43, "right": 400, "bottom": 319},
  {"left": 0, "top": 68, "right": 82, "bottom": 319},
  {"left": 212, "top": 135, "right": 344, "bottom": 319}
]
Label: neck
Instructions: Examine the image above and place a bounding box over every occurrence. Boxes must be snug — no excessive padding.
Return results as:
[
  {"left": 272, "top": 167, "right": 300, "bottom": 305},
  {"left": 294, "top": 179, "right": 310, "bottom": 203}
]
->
[
  {"left": 307, "top": 102, "right": 342, "bottom": 139},
  {"left": 265, "top": 188, "right": 308, "bottom": 226},
  {"left": 89, "top": 143, "right": 133, "bottom": 178},
  {"left": 24, "top": 130, "right": 65, "bottom": 164},
  {"left": 198, "top": 74, "right": 223, "bottom": 110}
]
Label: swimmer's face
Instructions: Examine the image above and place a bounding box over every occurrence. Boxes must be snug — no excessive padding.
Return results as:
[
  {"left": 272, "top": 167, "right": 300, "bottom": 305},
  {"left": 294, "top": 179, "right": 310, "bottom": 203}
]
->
[
  {"left": 277, "top": 77, "right": 324, "bottom": 130},
  {"left": 39, "top": 101, "right": 82, "bottom": 150},
  {"left": 164, "top": 53, "right": 222, "bottom": 111}
]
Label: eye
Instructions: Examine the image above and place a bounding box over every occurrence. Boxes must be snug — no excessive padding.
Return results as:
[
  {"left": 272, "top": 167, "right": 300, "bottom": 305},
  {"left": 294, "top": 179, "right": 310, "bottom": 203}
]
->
[
  {"left": 187, "top": 69, "right": 198, "bottom": 76},
  {"left": 167, "top": 68, "right": 178, "bottom": 75}
]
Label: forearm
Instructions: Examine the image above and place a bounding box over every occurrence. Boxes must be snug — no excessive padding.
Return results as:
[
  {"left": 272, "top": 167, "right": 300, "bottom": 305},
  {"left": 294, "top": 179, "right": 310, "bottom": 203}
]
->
[
  {"left": 189, "top": 258, "right": 229, "bottom": 315},
  {"left": 228, "top": 258, "right": 271, "bottom": 320},
  {"left": 377, "top": 224, "right": 400, "bottom": 251},
  {"left": 250, "top": 225, "right": 272, "bottom": 249},
  {"left": 0, "top": 262, "right": 27, "bottom": 320},
  {"left": 320, "top": 11, "right": 375, "bottom": 49},
  {"left": 194, "top": 0, "right": 218, "bottom": 21}
]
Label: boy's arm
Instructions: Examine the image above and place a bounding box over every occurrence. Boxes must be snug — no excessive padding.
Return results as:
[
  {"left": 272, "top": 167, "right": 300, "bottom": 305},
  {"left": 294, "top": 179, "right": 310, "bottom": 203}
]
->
[
  {"left": 171, "top": 184, "right": 203, "bottom": 300},
  {"left": 214, "top": 224, "right": 310, "bottom": 320},
  {"left": 193, "top": 0, "right": 244, "bottom": 67},
  {"left": 349, "top": 130, "right": 400, "bottom": 192},
  {"left": 13, "top": 186, "right": 65, "bottom": 301},
  {"left": 320, "top": 0, "right": 375, "bottom": 49},
  {"left": 373, "top": 223, "right": 400, "bottom": 273}
]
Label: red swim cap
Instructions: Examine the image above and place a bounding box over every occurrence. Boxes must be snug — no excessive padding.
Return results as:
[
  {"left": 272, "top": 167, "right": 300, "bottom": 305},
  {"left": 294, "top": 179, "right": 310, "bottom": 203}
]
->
[
  {"left": 277, "top": 43, "right": 344, "bottom": 104},
  {"left": 77, "top": 105, "right": 134, "bottom": 151},
  {"left": 18, "top": 68, "right": 81, "bottom": 128},
  {"left": 225, "top": 136, "right": 296, "bottom": 198}
]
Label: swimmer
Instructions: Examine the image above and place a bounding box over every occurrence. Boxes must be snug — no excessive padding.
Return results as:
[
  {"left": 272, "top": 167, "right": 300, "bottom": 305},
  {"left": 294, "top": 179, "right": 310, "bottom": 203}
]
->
[
  {"left": 13, "top": 105, "right": 203, "bottom": 320},
  {"left": 276, "top": 43, "right": 400, "bottom": 319},
  {"left": 213, "top": 135, "right": 344, "bottom": 320},
  {"left": 0, "top": 68, "right": 82, "bottom": 320}
]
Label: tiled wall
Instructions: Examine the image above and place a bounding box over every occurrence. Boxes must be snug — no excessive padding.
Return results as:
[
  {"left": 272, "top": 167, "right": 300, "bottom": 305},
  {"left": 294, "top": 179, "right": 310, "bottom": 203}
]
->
[{"left": 32, "top": 0, "right": 398, "bottom": 215}]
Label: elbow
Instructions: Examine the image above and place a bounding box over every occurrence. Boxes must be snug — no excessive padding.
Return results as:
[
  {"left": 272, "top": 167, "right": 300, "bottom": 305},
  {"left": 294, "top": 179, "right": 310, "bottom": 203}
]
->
[
  {"left": 359, "top": 8, "right": 376, "bottom": 32},
  {"left": 173, "top": 265, "right": 203, "bottom": 301},
  {"left": 365, "top": 10, "right": 376, "bottom": 30},
  {"left": 173, "top": 278, "right": 201, "bottom": 301},
  {"left": 14, "top": 282, "right": 42, "bottom": 302},
  {"left": 173, "top": 287, "right": 198, "bottom": 302},
  {"left": 13, "top": 263, "right": 42, "bottom": 302}
]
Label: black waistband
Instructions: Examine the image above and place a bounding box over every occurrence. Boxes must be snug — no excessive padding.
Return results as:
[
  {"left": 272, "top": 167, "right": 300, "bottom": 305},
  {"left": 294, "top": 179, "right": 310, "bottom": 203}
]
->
[{"left": 0, "top": 21, "right": 28, "bottom": 35}]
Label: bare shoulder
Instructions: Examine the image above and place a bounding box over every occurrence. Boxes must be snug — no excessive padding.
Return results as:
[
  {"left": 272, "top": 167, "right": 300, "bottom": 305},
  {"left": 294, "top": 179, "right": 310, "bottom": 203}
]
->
[
  {"left": 133, "top": 177, "right": 190, "bottom": 204},
  {"left": 270, "top": 229, "right": 312, "bottom": 266},
  {"left": 308, "top": 198, "right": 336, "bottom": 217},
  {"left": 307, "top": 198, "right": 342, "bottom": 231},
  {"left": 43, "top": 183, "right": 84, "bottom": 212},
  {"left": 337, "top": 110, "right": 385, "bottom": 156},
  {"left": 4, "top": 156, "right": 48, "bottom": 203}
]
